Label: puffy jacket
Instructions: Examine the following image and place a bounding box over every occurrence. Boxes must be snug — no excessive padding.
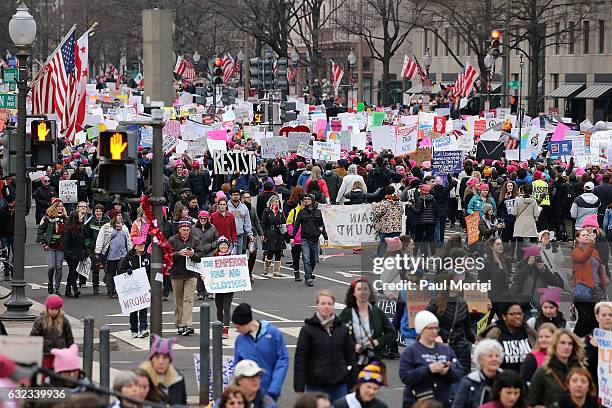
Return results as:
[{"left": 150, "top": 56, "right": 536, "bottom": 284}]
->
[
  {"left": 594, "top": 182, "right": 612, "bottom": 214},
  {"left": 291, "top": 205, "right": 328, "bottom": 242},
  {"left": 451, "top": 369, "right": 502, "bottom": 408},
  {"left": 338, "top": 304, "right": 397, "bottom": 362},
  {"left": 294, "top": 315, "right": 357, "bottom": 392},
  {"left": 343, "top": 188, "right": 379, "bottom": 205},
  {"left": 285, "top": 206, "right": 302, "bottom": 244},
  {"left": 168, "top": 233, "right": 202, "bottom": 279},
  {"left": 168, "top": 173, "right": 189, "bottom": 200},
  {"left": 323, "top": 170, "right": 343, "bottom": 203},
  {"left": 336, "top": 174, "right": 366, "bottom": 204},
  {"left": 372, "top": 197, "right": 404, "bottom": 233},
  {"left": 119, "top": 249, "right": 151, "bottom": 277},
  {"left": 30, "top": 313, "right": 75, "bottom": 354},
  {"left": 139, "top": 360, "right": 187, "bottom": 406},
  {"left": 261, "top": 208, "right": 286, "bottom": 252},
  {"left": 191, "top": 222, "right": 218, "bottom": 257},
  {"left": 188, "top": 170, "right": 210, "bottom": 195},
  {"left": 297, "top": 171, "right": 311, "bottom": 188},
  {"left": 571, "top": 192, "right": 601, "bottom": 227},
  {"left": 572, "top": 243, "right": 607, "bottom": 290},
  {"left": 234, "top": 320, "right": 289, "bottom": 399},
  {"left": 305, "top": 178, "right": 330, "bottom": 204},
  {"left": 415, "top": 193, "right": 436, "bottom": 225},
  {"left": 467, "top": 194, "right": 496, "bottom": 218},
  {"left": 33, "top": 185, "right": 56, "bottom": 210}
]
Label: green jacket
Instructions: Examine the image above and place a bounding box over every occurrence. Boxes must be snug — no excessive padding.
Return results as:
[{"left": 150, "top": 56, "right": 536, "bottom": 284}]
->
[
  {"left": 338, "top": 304, "right": 397, "bottom": 363},
  {"left": 36, "top": 216, "right": 66, "bottom": 246},
  {"left": 527, "top": 356, "right": 582, "bottom": 407}
]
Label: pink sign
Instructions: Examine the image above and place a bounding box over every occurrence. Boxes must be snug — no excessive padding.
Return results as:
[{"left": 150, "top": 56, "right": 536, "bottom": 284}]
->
[
  {"left": 550, "top": 122, "right": 569, "bottom": 142},
  {"left": 208, "top": 129, "right": 230, "bottom": 141},
  {"left": 314, "top": 119, "right": 327, "bottom": 140}
]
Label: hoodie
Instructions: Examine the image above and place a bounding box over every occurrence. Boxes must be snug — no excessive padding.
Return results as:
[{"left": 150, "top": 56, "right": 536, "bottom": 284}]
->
[
  {"left": 297, "top": 171, "right": 311, "bottom": 188},
  {"left": 336, "top": 165, "right": 366, "bottom": 204},
  {"left": 570, "top": 192, "right": 601, "bottom": 227}
]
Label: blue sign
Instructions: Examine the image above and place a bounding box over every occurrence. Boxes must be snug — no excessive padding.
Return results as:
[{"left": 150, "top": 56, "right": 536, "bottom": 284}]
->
[
  {"left": 548, "top": 141, "right": 572, "bottom": 156},
  {"left": 7, "top": 56, "right": 16, "bottom": 68},
  {"left": 432, "top": 150, "right": 463, "bottom": 176}
]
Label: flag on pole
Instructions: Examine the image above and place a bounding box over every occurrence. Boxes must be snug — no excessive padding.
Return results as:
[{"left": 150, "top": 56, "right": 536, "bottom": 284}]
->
[
  {"left": 31, "top": 25, "right": 79, "bottom": 142},
  {"left": 452, "top": 62, "right": 479, "bottom": 99},
  {"left": 174, "top": 56, "right": 196, "bottom": 81},
  {"left": 222, "top": 55, "right": 236, "bottom": 84},
  {"left": 105, "top": 63, "right": 118, "bottom": 79},
  {"left": 411, "top": 55, "right": 429, "bottom": 83},
  {"left": 401, "top": 55, "right": 419, "bottom": 80},
  {"left": 72, "top": 30, "right": 89, "bottom": 139},
  {"left": 330, "top": 60, "right": 344, "bottom": 95}
]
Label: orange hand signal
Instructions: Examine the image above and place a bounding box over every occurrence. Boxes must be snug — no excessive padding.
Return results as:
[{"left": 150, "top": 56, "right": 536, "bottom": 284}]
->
[
  {"left": 37, "top": 122, "right": 50, "bottom": 142},
  {"left": 109, "top": 132, "right": 127, "bottom": 160}
]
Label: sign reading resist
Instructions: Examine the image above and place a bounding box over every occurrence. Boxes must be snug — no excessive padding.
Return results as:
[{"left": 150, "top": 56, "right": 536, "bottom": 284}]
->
[{"left": 212, "top": 150, "right": 257, "bottom": 175}]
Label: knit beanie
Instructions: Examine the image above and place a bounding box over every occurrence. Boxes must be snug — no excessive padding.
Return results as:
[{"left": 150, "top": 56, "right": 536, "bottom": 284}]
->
[
  {"left": 149, "top": 334, "right": 176, "bottom": 362},
  {"left": 51, "top": 344, "right": 80, "bottom": 373},
  {"left": 414, "top": 310, "right": 439, "bottom": 334}
]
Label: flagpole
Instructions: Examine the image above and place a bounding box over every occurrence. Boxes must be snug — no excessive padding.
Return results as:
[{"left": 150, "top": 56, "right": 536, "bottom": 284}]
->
[{"left": 31, "top": 25, "right": 76, "bottom": 84}]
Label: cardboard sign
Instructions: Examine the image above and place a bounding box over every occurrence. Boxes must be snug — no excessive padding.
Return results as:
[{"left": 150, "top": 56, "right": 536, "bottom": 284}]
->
[
  {"left": 0, "top": 335, "right": 43, "bottom": 366},
  {"left": 58, "top": 180, "right": 78, "bottom": 203},
  {"left": 465, "top": 212, "right": 480, "bottom": 245},
  {"left": 200, "top": 254, "right": 252, "bottom": 293},
  {"left": 287, "top": 132, "right": 311, "bottom": 151},
  {"left": 413, "top": 147, "right": 432, "bottom": 165},
  {"left": 313, "top": 141, "right": 341, "bottom": 161},
  {"left": 261, "top": 137, "right": 289, "bottom": 159},
  {"left": 464, "top": 289, "right": 491, "bottom": 314},
  {"left": 432, "top": 151, "right": 463, "bottom": 175},
  {"left": 212, "top": 150, "right": 257, "bottom": 175},
  {"left": 114, "top": 267, "right": 151, "bottom": 315}
]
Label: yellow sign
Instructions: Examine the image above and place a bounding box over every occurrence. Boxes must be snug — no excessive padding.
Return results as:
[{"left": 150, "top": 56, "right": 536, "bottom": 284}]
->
[
  {"left": 37, "top": 122, "right": 50, "bottom": 142},
  {"left": 110, "top": 132, "right": 127, "bottom": 160},
  {"left": 477, "top": 310, "right": 491, "bottom": 335}
]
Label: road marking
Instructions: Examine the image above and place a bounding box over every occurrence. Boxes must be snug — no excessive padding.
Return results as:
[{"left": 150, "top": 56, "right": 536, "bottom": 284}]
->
[
  {"left": 256, "top": 260, "right": 350, "bottom": 286},
  {"left": 231, "top": 303, "right": 291, "bottom": 322}
]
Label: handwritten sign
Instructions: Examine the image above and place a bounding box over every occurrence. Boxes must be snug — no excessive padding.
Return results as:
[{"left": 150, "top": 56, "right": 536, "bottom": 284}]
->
[
  {"left": 395, "top": 125, "right": 418, "bottom": 156},
  {"left": 200, "top": 254, "right": 252, "bottom": 293},
  {"left": 413, "top": 147, "right": 432, "bottom": 165},
  {"left": 432, "top": 151, "right": 463, "bottom": 175},
  {"left": 58, "top": 180, "right": 78, "bottom": 203},
  {"left": 162, "top": 120, "right": 181, "bottom": 139},
  {"left": 433, "top": 116, "right": 446, "bottom": 133},
  {"left": 320, "top": 204, "right": 376, "bottom": 247},
  {"left": 287, "top": 132, "right": 311, "bottom": 151},
  {"left": 466, "top": 212, "right": 480, "bottom": 245},
  {"left": 114, "top": 267, "right": 151, "bottom": 315},
  {"left": 297, "top": 143, "right": 313, "bottom": 159},
  {"left": 212, "top": 150, "right": 257, "bottom": 175},
  {"left": 194, "top": 353, "right": 235, "bottom": 395},
  {"left": 261, "top": 136, "right": 289, "bottom": 159},
  {"left": 313, "top": 141, "right": 341, "bottom": 161},
  {"left": 594, "top": 328, "right": 612, "bottom": 408}
]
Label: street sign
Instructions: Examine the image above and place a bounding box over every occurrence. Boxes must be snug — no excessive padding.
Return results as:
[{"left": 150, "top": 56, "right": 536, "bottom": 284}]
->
[
  {"left": 2, "top": 68, "right": 18, "bottom": 84},
  {"left": 508, "top": 80, "right": 521, "bottom": 89},
  {"left": 0, "top": 93, "right": 16, "bottom": 109}
]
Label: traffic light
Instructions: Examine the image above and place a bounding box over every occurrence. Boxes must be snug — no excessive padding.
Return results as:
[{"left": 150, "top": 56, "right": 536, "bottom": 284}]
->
[
  {"left": 221, "top": 88, "right": 236, "bottom": 106},
  {"left": 489, "top": 29, "right": 502, "bottom": 59},
  {"left": 280, "top": 101, "right": 297, "bottom": 122},
  {"left": 249, "top": 58, "right": 262, "bottom": 89},
  {"left": 30, "top": 120, "right": 57, "bottom": 166},
  {"left": 262, "top": 59, "right": 274, "bottom": 89},
  {"left": 97, "top": 130, "right": 138, "bottom": 194},
  {"left": 213, "top": 58, "right": 224, "bottom": 85},
  {"left": 275, "top": 58, "right": 288, "bottom": 88}
]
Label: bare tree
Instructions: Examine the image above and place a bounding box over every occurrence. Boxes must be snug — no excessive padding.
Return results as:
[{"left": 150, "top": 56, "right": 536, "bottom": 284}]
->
[{"left": 336, "top": 0, "right": 425, "bottom": 105}]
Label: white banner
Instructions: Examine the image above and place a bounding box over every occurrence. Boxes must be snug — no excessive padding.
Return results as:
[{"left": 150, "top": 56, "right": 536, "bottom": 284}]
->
[
  {"left": 320, "top": 203, "right": 377, "bottom": 247},
  {"left": 212, "top": 150, "right": 257, "bottom": 175},
  {"left": 200, "top": 254, "right": 252, "bottom": 293},
  {"left": 261, "top": 137, "right": 289, "bottom": 159},
  {"left": 58, "top": 180, "right": 78, "bottom": 203},
  {"left": 114, "top": 267, "right": 151, "bottom": 315}
]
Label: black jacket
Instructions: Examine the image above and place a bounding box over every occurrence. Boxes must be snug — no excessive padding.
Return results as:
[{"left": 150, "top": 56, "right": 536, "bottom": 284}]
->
[
  {"left": 119, "top": 249, "right": 151, "bottom": 277},
  {"left": 343, "top": 188, "right": 379, "bottom": 205},
  {"left": 256, "top": 191, "right": 278, "bottom": 221},
  {"left": 294, "top": 315, "right": 357, "bottom": 392},
  {"left": 366, "top": 167, "right": 391, "bottom": 198},
  {"left": 261, "top": 209, "right": 286, "bottom": 251},
  {"left": 415, "top": 193, "right": 436, "bottom": 224},
  {"left": 291, "top": 205, "right": 328, "bottom": 242},
  {"left": 188, "top": 170, "right": 211, "bottom": 195},
  {"left": 594, "top": 182, "right": 612, "bottom": 214},
  {"left": 63, "top": 227, "right": 87, "bottom": 262},
  {"left": 432, "top": 183, "right": 455, "bottom": 217},
  {"left": 33, "top": 185, "right": 56, "bottom": 210},
  {"left": 0, "top": 207, "right": 14, "bottom": 238}
]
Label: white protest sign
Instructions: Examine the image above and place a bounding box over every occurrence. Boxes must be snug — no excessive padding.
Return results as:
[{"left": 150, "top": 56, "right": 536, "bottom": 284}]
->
[
  {"left": 207, "top": 138, "right": 227, "bottom": 152},
  {"left": 351, "top": 132, "right": 368, "bottom": 151},
  {"left": 212, "top": 150, "right": 257, "bottom": 175},
  {"left": 321, "top": 204, "right": 377, "bottom": 247},
  {"left": 297, "top": 143, "right": 313, "bottom": 159},
  {"left": 287, "top": 132, "right": 311, "bottom": 151},
  {"left": 182, "top": 120, "right": 209, "bottom": 141},
  {"left": 580, "top": 119, "right": 593, "bottom": 132},
  {"left": 456, "top": 131, "right": 474, "bottom": 152},
  {"left": 162, "top": 133, "right": 178, "bottom": 153},
  {"left": 194, "top": 353, "right": 235, "bottom": 393},
  {"left": 432, "top": 134, "right": 459, "bottom": 151},
  {"left": 595, "top": 328, "right": 612, "bottom": 407},
  {"left": 261, "top": 137, "right": 289, "bottom": 159},
  {"left": 187, "top": 137, "right": 208, "bottom": 157},
  {"left": 186, "top": 256, "right": 202, "bottom": 273},
  {"left": 200, "top": 254, "right": 252, "bottom": 293},
  {"left": 0, "top": 335, "right": 43, "bottom": 366},
  {"left": 313, "top": 140, "right": 341, "bottom": 161},
  {"left": 394, "top": 125, "right": 418, "bottom": 156},
  {"left": 175, "top": 140, "right": 188, "bottom": 155},
  {"left": 114, "top": 267, "right": 151, "bottom": 315},
  {"left": 58, "top": 180, "right": 78, "bottom": 203},
  {"left": 76, "top": 258, "right": 92, "bottom": 280},
  {"left": 337, "top": 130, "right": 352, "bottom": 151},
  {"left": 567, "top": 134, "right": 586, "bottom": 156},
  {"left": 371, "top": 125, "right": 395, "bottom": 152},
  {"left": 496, "top": 108, "right": 510, "bottom": 121}
]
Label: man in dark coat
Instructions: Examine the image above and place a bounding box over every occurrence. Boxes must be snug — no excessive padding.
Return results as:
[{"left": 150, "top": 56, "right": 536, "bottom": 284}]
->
[{"left": 33, "top": 175, "right": 56, "bottom": 224}]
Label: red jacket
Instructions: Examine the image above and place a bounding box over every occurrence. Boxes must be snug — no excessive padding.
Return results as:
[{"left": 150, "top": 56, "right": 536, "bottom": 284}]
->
[{"left": 210, "top": 211, "right": 237, "bottom": 244}]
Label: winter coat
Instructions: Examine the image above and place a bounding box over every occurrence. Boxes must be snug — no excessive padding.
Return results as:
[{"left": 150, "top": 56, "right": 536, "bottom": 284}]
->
[
  {"left": 426, "top": 298, "right": 475, "bottom": 374},
  {"left": 527, "top": 356, "right": 582, "bottom": 407},
  {"left": 400, "top": 341, "right": 464, "bottom": 406},
  {"left": 119, "top": 249, "right": 151, "bottom": 277},
  {"left": 30, "top": 313, "right": 75, "bottom": 354},
  {"left": 0, "top": 207, "right": 14, "bottom": 238},
  {"left": 372, "top": 197, "right": 404, "bottom": 233},
  {"left": 291, "top": 205, "right": 328, "bottom": 242},
  {"left": 415, "top": 193, "right": 436, "bottom": 225},
  {"left": 168, "top": 233, "right": 202, "bottom": 279},
  {"left": 63, "top": 227, "right": 87, "bottom": 262},
  {"left": 366, "top": 166, "right": 391, "bottom": 196},
  {"left": 467, "top": 194, "right": 496, "bottom": 218},
  {"left": 305, "top": 178, "right": 330, "bottom": 203},
  {"left": 188, "top": 170, "right": 210, "bottom": 195},
  {"left": 451, "top": 369, "right": 503, "bottom": 408},
  {"left": 261, "top": 208, "right": 287, "bottom": 251},
  {"left": 337, "top": 174, "right": 366, "bottom": 204},
  {"left": 294, "top": 314, "right": 357, "bottom": 392},
  {"left": 343, "top": 188, "right": 379, "bottom": 205},
  {"left": 285, "top": 206, "right": 302, "bottom": 244},
  {"left": 191, "top": 222, "right": 218, "bottom": 257},
  {"left": 333, "top": 393, "right": 388, "bottom": 408},
  {"left": 478, "top": 216, "right": 500, "bottom": 241},
  {"left": 512, "top": 196, "right": 540, "bottom": 238},
  {"left": 168, "top": 173, "right": 189, "bottom": 200},
  {"left": 433, "top": 183, "right": 455, "bottom": 217},
  {"left": 70, "top": 170, "right": 90, "bottom": 202},
  {"left": 338, "top": 304, "right": 397, "bottom": 363},
  {"left": 256, "top": 191, "right": 278, "bottom": 221},
  {"left": 84, "top": 214, "right": 109, "bottom": 251},
  {"left": 323, "top": 170, "right": 343, "bottom": 203},
  {"left": 479, "top": 258, "right": 511, "bottom": 303},
  {"left": 571, "top": 192, "right": 601, "bottom": 227},
  {"left": 139, "top": 360, "right": 187, "bottom": 406},
  {"left": 594, "top": 182, "right": 612, "bottom": 214},
  {"left": 234, "top": 320, "right": 289, "bottom": 399},
  {"left": 94, "top": 223, "right": 132, "bottom": 256},
  {"left": 297, "top": 171, "right": 311, "bottom": 188},
  {"left": 210, "top": 211, "right": 237, "bottom": 244},
  {"left": 572, "top": 243, "right": 607, "bottom": 290},
  {"left": 33, "top": 186, "right": 56, "bottom": 212},
  {"left": 511, "top": 262, "right": 564, "bottom": 304}
]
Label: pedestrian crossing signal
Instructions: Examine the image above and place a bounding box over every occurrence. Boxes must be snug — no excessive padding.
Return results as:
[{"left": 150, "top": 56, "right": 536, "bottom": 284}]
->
[
  {"left": 98, "top": 131, "right": 136, "bottom": 161},
  {"left": 30, "top": 120, "right": 55, "bottom": 145}
]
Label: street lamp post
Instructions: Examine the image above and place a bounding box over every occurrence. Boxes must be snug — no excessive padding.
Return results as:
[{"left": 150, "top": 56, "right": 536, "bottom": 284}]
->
[
  {"left": 237, "top": 50, "right": 245, "bottom": 91},
  {"left": 192, "top": 50, "right": 200, "bottom": 76},
  {"left": 2, "top": 2, "right": 37, "bottom": 321},
  {"left": 484, "top": 53, "right": 494, "bottom": 112},
  {"left": 423, "top": 48, "right": 432, "bottom": 77},
  {"left": 347, "top": 50, "right": 356, "bottom": 110},
  {"left": 518, "top": 54, "right": 524, "bottom": 163}
]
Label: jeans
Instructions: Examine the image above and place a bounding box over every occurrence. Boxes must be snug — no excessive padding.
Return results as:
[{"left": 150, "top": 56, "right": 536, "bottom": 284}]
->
[
  {"left": 215, "top": 292, "right": 234, "bottom": 326},
  {"left": 434, "top": 216, "right": 447, "bottom": 243},
  {"left": 47, "top": 249, "right": 64, "bottom": 291},
  {"left": 376, "top": 232, "right": 401, "bottom": 257},
  {"left": 305, "top": 383, "right": 348, "bottom": 404},
  {"left": 130, "top": 308, "right": 148, "bottom": 333},
  {"left": 105, "top": 260, "right": 121, "bottom": 296},
  {"left": 236, "top": 234, "right": 245, "bottom": 255},
  {"left": 301, "top": 239, "right": 319, "bottom": 281}
]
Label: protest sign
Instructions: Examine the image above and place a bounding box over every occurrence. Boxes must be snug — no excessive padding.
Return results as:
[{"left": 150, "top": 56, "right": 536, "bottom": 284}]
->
[
  {"left": 287, "top": 132, "right": 311, "bottom": 151},
  {"left": 200, "top": 254, "right": 252, "bottom": 293},
  {"left": 194, "top": 354, "right": 235, "bottom": 394},
  {"left": 351, "top": 132, "right": 368, "bottom": 151},
  {"left": 465, "top": 213, "right": 480, "bottom": 245},
  {"left": 594, "top": 328, "right": 612, "bottom": 408},
  {"left": 76, "top": 258, "right": 92, "bottom": 280},
  {"left": 313, "top": 141, "right": 341, "bottom": 161},
  {"left": 182, "top": 120, "right": 209, "bottom": 141},
  {"left": 58, "top": 180, "right": 78, "bottom": 203},
  {"left": 186, "top": 256, "right": 202, "bottom": 273},
  {"left": 432, "top": 151, "right": 463, "bottom": 175},
  {"left": 550, "top": 122, "right": 569, "bottom": 141},
  {"left": 566, "top": 134, "right": 585, "bottom": 156},
  {"left": 320, "top": 204, "right": 377, "bottom": 247},
  {"left": 162, "top": 120, "right": 181, "bottom": 139},
  {"left": 114, "top": 268, "right": 151, "bottom": 315},
  {"left": 464, "top": 289, "right": 491, "bottom": 313},
  {"left": 455, "top": 131, "right": 474, "bottom": 153},
  {"left": 405, "top": 289, "right": 431, "bottom": 327},
  {"left": 162, "top": 133, "right": 178, "bottom": 153},
  {"left": 330, "top": 118, "right": 342, "bottom": 131},
  {"left": 548, "top": 141, "right": 572, "bottom": 156},
  {"left": 186, "top": 137, "right": 208, "bottom": 157},
  {"left": 207, "top": 138, "right": 227, "bottom": 152},
  {"left": 261, "top": 137, "right": 289, "bottom": 159},
  {"left": 139, "top": 126, "right": 153, "bottom": 148},
  {"left": 376, "top": 296, "right": 406, "bottom": 345},
  {"left": 371, "top": 125, "right": 395, "bottom": 153},
  {"left": 395, "top": 125, "right": 418, "bottom": 156},
  {"left": 0, "top": 335, "right": 43, "bottom": 366},
  {"left": 580, "top": 119, "right": 593, "bottom": 132},
  {"left": 433, "top": 116, "right": 446, "bottom": 133},
  {"left": 86, "top": 126, "right": 100, "bottom": 140},
  {"left": 413, "top": 147, "right": 432, "bottom": 165},
  {"left": 473, "top": 120, "right": 487, "bottom": 138},
  {"left": 431, "top": 134, "right": 459, "bottom": 151},
  {"left": 297, "top": 143, "right": 313, "bottom": 159},
  {"left": 371, "top": 111, "right": 386, "bottom": 127},
  {"left": 337, "top": 130, "right": 352, "bottom": 151},
  {"left": 212, "top": 150, "right": 257, "bottom": 175}
]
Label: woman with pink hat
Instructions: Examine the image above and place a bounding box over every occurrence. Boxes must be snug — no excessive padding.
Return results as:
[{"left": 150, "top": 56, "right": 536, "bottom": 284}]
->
[
  {"left": 30, "top": 295, "right": 75, "bottom": 370},
  {"left": 119, "top": 235, "right": 151, "bottom": 339}
]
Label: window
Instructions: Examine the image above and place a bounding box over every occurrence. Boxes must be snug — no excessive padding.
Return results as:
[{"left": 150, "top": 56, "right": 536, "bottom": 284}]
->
[
  {"left": 583, "top": 20, "right": 590, "bottom": 54},
  {"left": 554, "top": 23, "right": 560, "bottom": 54},
  {"left": 598, "top": 20, "right": 605, "bottom": 54},
  {"left": 551, "top": 74, "right": 559, "bottom": 108},
  {"left": 423, "top": 29, "right": 428, "bottom": 53},
  {"left": 568, "top": 22, "right": 575, "bottom": 54},
  {"left": 434, "top": 29, "right": 439, "bottom": 56},
  {"left": 444, "top": 28, "right": 450, "bottom": 56}
]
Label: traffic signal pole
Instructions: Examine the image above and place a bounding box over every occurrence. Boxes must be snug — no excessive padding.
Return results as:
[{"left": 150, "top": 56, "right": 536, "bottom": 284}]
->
[
  {"left": 2, "top": 49, "right": 34, "bottom": 320},
  {"left": 118, "top": 111, "right": 165, "bottom": 338}
]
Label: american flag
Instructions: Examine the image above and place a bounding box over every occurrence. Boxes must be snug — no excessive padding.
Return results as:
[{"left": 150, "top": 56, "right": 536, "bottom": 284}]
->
[
  {"left": 401, "top": 55, "right": 419, "bottom": 80},
  {"left": 222, "top": 54, "right": 236, "bottom": 84},
  {"left": 174, "top": 56, "right": 196, "bottom": 81},
  {"left": 105, "top": 63, "right": 118, "bottom": 79},
  {"left": 451, "top": 62, "right": 479, "bottom": 99},
  {"left": 330, "top": 59, "right": 344, "bottom": 95},
  {"left": 31, "top": 26, "right": 80, "bottom": 142}
]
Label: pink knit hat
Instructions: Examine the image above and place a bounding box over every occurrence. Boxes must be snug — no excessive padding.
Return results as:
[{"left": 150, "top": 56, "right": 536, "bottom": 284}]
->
[
  {"left": 44, "top": 295, "right": 64, "bottom": 310},
  {"left": 576, "top": 168, "right": 585, "bottom": 176},
  {"left": 132, "top": 235, "right": 146, "bottom": 246},
  {"left": 538, "top": 287, "right": 562, "bottom": 307},
  {"left": 215, "top": 191, "right": 226, "bottom": 202},
  {"left": 466, "top": 177, "right": 478, "bottom": 187},
  {"left": 422, "top": 161, "right": 431, "bottom": 169},
  {"left": 149, "top": 334, "right": 176, "bottom": 362},
  {"left": 581, "top": 214, "right": 599, "bottom": 229},
  {"left": 523, "top": 245, "right": 541, "bottom": 259},
  {"left": 51, "top": 344, "right": 80, "bottom": 373}
]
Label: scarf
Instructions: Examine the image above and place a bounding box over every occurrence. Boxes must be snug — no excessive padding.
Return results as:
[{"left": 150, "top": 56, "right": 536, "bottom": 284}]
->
[
  {"left": 316, "top": 312, "right": 335, "bottom": 334},
  {"left": 345, "top": 392, "right": 362, "bottom": 408}
]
